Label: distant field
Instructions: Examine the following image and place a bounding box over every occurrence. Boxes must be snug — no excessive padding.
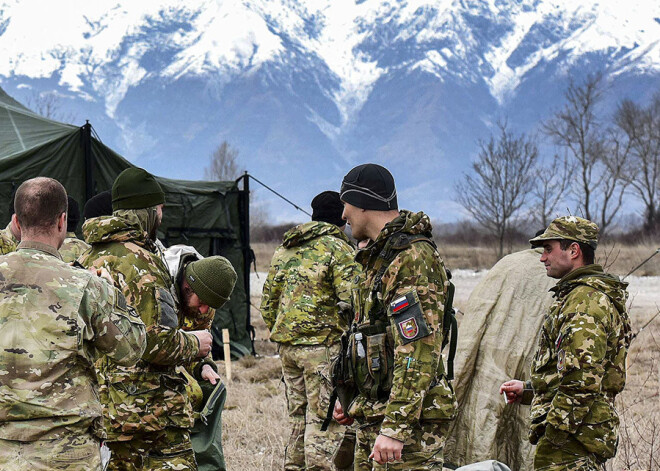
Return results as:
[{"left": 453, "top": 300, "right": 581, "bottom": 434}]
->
[
  {"left": 219, "top": 241, "right": 660, "bottom": 470},
  {"left": 252, "top": 240, "right": 660, "bottom": 276}
]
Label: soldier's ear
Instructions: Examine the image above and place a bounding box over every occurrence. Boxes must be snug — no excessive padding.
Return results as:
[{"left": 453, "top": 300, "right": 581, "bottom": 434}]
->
[
  {"left": 57, "top": 212, "right": 67, "bottom": 232},
  {"left": 11, "top": 213, "right": 20, "bottom": 232}
]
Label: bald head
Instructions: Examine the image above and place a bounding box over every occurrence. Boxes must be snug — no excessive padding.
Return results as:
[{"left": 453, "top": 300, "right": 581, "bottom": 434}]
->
[{"left": 14, "top": 177, "right": 68, "bottom": 234}]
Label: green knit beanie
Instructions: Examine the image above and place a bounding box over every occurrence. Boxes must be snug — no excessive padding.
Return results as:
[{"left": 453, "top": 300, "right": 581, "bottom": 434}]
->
[
  {"left": 185, "top": 256, "right": 237, "bottom": 309},
  {"left": 112, "top": 168, "right": 166, "bottom": 211}
]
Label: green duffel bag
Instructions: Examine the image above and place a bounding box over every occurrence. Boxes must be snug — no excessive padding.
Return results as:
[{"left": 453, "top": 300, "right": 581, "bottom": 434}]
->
[{"left": 191, "top": 380, "right": 228, "bottom": 471}]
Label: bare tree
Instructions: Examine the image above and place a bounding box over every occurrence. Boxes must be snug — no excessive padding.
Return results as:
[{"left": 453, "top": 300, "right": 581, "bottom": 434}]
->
[
  {"left": 25, "top": 91, "right": 76, "bottom": 123},
  {"left": 204, "top": 140, "right": 269, "bottom": 226},
  {"left": 204, "top": 141, "right": 240, "bottom": 181},
  {"left": 455, "top": 122, "right": 539, "bottom": 258},
  {"left": 531, "top": 152, "right": 573, "bottom": 228},
  {"left": 544, "top": 74, "right": 629, "bottom": 234},
  {"left": 615, "top": 94, "right": 660, "bottom": 232}
]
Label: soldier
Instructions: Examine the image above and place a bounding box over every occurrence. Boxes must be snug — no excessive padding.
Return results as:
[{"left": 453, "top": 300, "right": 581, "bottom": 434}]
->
[
  {"left": 80, "top": 168, "right": 214, "bottom": 471},
  {"left": 500, "top": 216, "right": 632, "bottom": 471},
  {"left": 60, "top": 195, "right": 91, "bottom": 262},
  {"left": 0, "top": 177, "right": 146, "bottom": 471},
  {"left": 261, "top": 191, "right": 360, "bottom": 471},
  {"left": 333, "top": 164, "right": 457, "bottom": 470},
  {"left": 0, "top": 197, "right": 20, "bottom": 254}
]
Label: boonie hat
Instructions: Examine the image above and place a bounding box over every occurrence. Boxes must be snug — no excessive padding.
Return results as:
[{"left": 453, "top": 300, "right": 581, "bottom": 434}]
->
[{"left": 529, "top": 216, "right": 599, "bottom": 249}]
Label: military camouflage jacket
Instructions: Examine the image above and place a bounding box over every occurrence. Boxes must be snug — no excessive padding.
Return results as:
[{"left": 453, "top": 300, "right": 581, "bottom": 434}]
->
[
  {"left": 0, "top": 241, "right": 146, "bottom": 441},
  {"left": 529, "top": 265, "right": 631, "bottom": 459},
  {"left": 59, "top": 232, "right": 91, "bottom": 263},
  {"left": 348, "top": 210, "right": 457, "bottom": 443},
  {"left": 0, "top": 222, "right": 18, "bottom": 255},
  {"left": 261, "top": 221, "right": 359, "bottom": 345},
  {"left": 80, "top": 212, "right": 201, "bottom": 440}
]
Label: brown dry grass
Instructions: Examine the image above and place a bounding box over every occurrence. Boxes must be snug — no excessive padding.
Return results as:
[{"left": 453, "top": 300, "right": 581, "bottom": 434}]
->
[{"left": 217, "top": 242, "right": 660, "bottom": 470}]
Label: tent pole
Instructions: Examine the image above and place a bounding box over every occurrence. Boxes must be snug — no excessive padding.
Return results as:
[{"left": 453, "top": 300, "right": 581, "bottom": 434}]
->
[
  {"left": 82, "top": 121, "right": 94, "bottom": 201},
  {"left": 237, "top": 171, "right": 256, "bottom": 355}
]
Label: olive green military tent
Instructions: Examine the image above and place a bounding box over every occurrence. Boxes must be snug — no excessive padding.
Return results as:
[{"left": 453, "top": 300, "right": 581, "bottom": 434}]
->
[{"left": 0, "top": 87, "right": 254, "bottom": 358}]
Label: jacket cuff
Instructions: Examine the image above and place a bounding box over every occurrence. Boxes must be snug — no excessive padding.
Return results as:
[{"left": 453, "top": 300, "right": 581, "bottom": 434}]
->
[
  {"left": 379, "top": 421, "right": 412, "bottom": 443},
  {"left": 521, "top": 381, "right": 534, "bottom": 405}
]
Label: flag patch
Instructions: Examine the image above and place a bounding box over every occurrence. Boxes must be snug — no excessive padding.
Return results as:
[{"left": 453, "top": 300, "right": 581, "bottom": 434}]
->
[
  {"left": 398, "top": 318, "right": 419, "bottom": 339},
  {"left": 391, "top": 296, "right": 409, "bottom": 313}
]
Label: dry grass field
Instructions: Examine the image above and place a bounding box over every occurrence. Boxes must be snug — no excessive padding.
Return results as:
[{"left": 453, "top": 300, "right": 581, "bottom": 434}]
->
[{"left": 216, "top": 242, "right": 660, "bottom": 470}]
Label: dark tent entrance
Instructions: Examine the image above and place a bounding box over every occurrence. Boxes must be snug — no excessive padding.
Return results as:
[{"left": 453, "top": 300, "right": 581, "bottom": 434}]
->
[{"left": 0, "top": 88, "right": 254, "bottom": 359}]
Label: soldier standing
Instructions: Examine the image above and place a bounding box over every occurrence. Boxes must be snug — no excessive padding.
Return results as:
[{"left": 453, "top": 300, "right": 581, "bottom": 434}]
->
[
  {"left": 333, "top": 164, "right": 457, "bottom": 470},
  {"left": 80, "top": 168, "right": 214, "bottom": 470},
  {"left": 0, "top": 198, "right": 19, "bottom": 254},
  {"left": 0, "top": 177, "right": 146, "bottom": 470},
  {"left": 500, "top": 216, "right": 632, "bottom": 470},
  {"left": 261, "top": 191, "right": 360, "bottom": 471},
  {"left": 60, "top": 195, "right": 91, "bottom": 262}
]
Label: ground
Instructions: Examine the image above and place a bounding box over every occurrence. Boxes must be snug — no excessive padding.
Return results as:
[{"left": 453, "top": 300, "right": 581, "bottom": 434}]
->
[{"left": 215, "top": 242, "right": 660, "bottom": 470}]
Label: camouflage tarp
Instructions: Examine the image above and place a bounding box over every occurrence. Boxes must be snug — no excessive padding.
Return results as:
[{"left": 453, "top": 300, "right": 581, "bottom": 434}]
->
[{"left": 445, "top": 248, "right": 555, "bottom": 471}]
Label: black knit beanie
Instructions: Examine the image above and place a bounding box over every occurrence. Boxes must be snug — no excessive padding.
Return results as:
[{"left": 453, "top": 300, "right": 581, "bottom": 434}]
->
[
  {"left": 66, "top": 196, "right": 81, "bottom": 232},
  {"left": 112, "top": 168, "right": 165, "bottom": 211},
  {"left": 340, "top": 163, "right": 397, "bottom": 211},
  {"left": 83, "top": 191, "right": 113, "bottom": 220},
  {"left": 311, "top": 191, "right": 344, "bottom": 227}
]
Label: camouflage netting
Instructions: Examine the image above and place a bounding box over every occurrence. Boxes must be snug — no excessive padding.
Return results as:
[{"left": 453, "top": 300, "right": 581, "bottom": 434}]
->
[{"left": 445, "top": 249, "right": 555, "bottom": 471}]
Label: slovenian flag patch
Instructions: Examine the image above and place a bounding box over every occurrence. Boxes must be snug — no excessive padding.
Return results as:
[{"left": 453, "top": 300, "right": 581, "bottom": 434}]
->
[{"left": 391, "top": 296, "right": 409, "bottom": 313}]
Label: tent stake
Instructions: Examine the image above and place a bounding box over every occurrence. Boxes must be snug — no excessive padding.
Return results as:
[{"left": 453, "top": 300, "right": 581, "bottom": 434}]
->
[{"left": 222, "top": 329, "right": 232, "bottom": 382}]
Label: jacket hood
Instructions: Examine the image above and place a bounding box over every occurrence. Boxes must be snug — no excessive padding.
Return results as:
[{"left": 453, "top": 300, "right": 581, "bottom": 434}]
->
[
  {"left": 82, "top": 212, "right": 149, "bottom": 246},
  {"left": 282, "top": 221, "right": 350, "bottom": 248},
  {"left": 555, "top": 264, "right": 629, "bottom": 313}
]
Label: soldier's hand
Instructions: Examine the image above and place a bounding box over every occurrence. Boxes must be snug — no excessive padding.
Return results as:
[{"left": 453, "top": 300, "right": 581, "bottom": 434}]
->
[
  {"left": 333, "top": 400, "right": 354, "bottom": 426},
  {"left": 90, "top": 267, "right": 114, "bottom": 284},
  {"left": 201, "top": 364, "right": 221, "bottom": 385},
  {"left": 369, "top": 434, "right": 403, "bottom": 464},
  {"left": 191, "top": 330, "right": 213, "bottom": 358},
  {"left": 499, "top": 379, "right": 524, "bottom": 404}
]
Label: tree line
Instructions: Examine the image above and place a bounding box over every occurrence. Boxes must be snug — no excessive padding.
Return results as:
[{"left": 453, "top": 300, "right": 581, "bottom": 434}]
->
[{"left": 455, "top": 74, "right": 660, "bottom": 258}]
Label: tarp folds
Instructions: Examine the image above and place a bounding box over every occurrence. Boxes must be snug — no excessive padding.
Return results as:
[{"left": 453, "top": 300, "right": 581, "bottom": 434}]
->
[
  {"left": 0, "top": 87, "right": 253, "bottom": 358},
  {"left": 445, "top": 249, "right": 555, "bottom": 471}
]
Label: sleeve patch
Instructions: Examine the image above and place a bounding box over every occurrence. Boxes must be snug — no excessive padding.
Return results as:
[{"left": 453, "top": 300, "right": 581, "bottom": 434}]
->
[
  {"left": 557, "top": 349, "right": 566, "bottom": 371},
  {"left": 389, "top": 290, "right": 431, "bottom": 345}
]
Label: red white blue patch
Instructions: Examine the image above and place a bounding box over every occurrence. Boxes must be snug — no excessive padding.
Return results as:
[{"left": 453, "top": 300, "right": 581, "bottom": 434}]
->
[
  {"left": 391, "top": 296, "right": 409, "bottom": 313},
  {"left": 398, "top": 318, "right": 419, "bottom": 339}
]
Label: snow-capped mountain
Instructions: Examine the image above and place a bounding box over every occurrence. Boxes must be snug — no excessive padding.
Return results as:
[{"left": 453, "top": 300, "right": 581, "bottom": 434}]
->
[{"left": 1, "top": 0, "right": 658, "bottom": 222}]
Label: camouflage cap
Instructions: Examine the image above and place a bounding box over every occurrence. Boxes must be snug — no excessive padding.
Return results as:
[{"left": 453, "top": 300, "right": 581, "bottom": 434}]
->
[{"left": 529, "top": 216, "right": 599, "bottom": 249}]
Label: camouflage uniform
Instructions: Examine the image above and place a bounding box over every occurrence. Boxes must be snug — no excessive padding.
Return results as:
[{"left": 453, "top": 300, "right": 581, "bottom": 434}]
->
[
  {"left": 347, "top": 210, "right": 457, "bottom": 471},
  {"left": 526, "top": 265, "right": 631, "bottom": 470},
  {"left": 0, "top": 240, "right": 146, "bottom": 471},
  {"left": 524, "top": 217, "right": 632, "bottom": 470},
  {"left": 261, "top": 221, "right": 360, "bottom": 471},
  {"left": 60, "top": 231, "right": 91, "bottom": 263},
  {"left": 80, "top": 210, "right": 201, "bottom": 471},
  {"left": 0, "top": 222, "right": 18, "bottom": 255}
]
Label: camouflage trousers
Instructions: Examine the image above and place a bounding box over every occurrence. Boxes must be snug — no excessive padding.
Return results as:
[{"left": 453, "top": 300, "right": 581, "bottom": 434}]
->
[
  {"left": 280, "top": 343, "right": 345, "bottom": 471},
  {"left": 354, "top": 421, "right": 450, "bottom": 470},
  {"left": 534, "top": 436, "right": 605, "bottom": 471},
  {"left": 0, "top": 433, "right": 102, "bottom": 470},
  {"left": 107, "top": 428, "right": 197, "bottom": 471}
]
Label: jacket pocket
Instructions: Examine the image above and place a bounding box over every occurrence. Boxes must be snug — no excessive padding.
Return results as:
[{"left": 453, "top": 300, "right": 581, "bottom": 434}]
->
[
  {"left": 420, "top": 377, "right": 457, "bottom": 422},
  {"left": 575, "top": 398, "right": 619, "bottom": 459},
  {"left": 102, "top": 369, "right": 194, "bottom": 434}
]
